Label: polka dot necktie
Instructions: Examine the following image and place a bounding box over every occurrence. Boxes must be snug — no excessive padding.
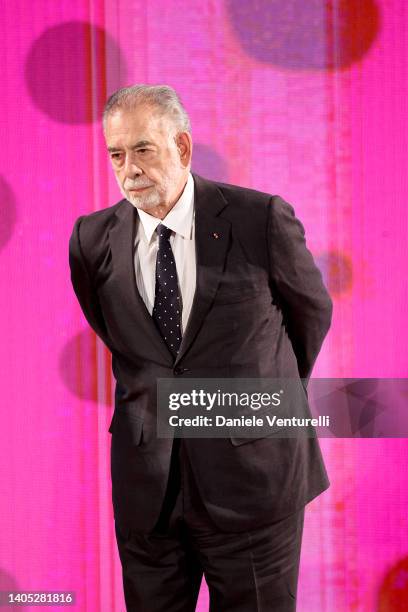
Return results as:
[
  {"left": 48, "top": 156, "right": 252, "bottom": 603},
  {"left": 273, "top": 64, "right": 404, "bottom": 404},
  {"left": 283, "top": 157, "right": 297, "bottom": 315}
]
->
[{"left": 152, "top": 224, "right": 183, "bottom": 357}]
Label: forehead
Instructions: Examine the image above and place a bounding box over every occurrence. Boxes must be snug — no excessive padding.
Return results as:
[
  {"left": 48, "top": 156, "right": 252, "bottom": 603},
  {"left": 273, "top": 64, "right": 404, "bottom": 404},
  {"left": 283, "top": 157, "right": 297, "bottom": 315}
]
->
[{"left": 104, "top": 106, "right": 172, "bottom": 147}]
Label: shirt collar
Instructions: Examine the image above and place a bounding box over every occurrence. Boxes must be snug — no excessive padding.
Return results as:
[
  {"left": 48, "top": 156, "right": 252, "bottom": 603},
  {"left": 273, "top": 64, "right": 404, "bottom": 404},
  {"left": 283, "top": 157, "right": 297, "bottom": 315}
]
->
[{"left": 136, "top": 172, "right": 194, "bottom": 243}]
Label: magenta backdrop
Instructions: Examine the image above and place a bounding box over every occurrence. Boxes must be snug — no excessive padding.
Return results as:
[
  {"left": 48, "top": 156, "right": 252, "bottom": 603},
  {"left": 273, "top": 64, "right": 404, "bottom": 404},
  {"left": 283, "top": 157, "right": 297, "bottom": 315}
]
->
[{"left": 1, "top": 1, "right": 408, "bottom": 610}]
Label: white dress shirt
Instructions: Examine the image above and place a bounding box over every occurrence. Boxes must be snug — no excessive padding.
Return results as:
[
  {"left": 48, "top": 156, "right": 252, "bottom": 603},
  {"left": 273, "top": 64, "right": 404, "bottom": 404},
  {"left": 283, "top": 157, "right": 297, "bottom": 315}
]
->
[{"left": 133, "top": 172, "right": 196, "bottom": 334}]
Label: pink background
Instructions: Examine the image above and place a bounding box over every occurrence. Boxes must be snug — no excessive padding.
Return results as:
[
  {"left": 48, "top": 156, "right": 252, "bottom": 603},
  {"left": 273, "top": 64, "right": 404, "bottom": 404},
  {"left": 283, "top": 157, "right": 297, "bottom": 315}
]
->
[{"left": 1, "top": 1, "right": 407, "bottom": 610}]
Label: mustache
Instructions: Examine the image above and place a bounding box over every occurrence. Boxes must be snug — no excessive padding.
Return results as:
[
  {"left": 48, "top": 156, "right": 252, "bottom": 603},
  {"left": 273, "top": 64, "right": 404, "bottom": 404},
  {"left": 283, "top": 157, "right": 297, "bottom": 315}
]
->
[{"left": 124, "top": 180, "right": 154, "bottom": 190}]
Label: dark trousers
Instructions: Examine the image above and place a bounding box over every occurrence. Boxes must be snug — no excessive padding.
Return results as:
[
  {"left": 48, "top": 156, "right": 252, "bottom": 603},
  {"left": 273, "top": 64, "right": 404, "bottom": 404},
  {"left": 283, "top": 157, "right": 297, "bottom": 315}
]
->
[{"left": 114, "top": 438, "right": 305, "bottom": 611}]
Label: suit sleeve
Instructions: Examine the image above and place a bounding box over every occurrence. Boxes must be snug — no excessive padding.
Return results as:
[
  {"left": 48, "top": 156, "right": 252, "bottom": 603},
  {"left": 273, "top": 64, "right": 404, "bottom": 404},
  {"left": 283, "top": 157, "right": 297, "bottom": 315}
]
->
[
  {"left": 267, "top": 196, "right": 333, "bottom": 383},
  {"left": 69, "top": 216, "right": 113, "bottom": 352}
]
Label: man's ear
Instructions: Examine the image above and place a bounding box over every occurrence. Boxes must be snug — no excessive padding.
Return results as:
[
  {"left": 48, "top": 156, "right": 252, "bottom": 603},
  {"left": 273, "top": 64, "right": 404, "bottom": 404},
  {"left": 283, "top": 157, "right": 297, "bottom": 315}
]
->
[{"left": 175, "top": 132, "right": 193, "bottom": 168}]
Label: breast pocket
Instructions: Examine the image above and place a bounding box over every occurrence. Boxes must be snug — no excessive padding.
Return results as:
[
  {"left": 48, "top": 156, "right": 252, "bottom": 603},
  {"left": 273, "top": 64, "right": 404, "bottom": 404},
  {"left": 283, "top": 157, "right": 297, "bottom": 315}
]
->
[
  {"left": 214, "top": 258, "right": 270, "bottom": 305},
  {"left": 214, "top": 287, "right": 265, "bottom": 305}
]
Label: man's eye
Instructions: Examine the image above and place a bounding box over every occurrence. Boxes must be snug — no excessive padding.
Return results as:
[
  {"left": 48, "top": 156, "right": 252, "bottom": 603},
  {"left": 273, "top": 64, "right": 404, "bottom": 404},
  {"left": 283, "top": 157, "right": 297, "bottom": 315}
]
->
[
  {"left": 137, "top": 149, "right": 147, "bottom": 154},
  {"left": 111, "top": 153, "right": 121, "bottom": 160}
]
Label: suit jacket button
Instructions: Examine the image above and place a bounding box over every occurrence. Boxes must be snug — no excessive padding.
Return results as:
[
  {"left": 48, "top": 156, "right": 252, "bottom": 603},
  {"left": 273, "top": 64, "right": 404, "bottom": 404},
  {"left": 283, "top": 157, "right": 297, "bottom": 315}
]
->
[{"left": 174, "top": 366, "right": 189, "bottom": 375}]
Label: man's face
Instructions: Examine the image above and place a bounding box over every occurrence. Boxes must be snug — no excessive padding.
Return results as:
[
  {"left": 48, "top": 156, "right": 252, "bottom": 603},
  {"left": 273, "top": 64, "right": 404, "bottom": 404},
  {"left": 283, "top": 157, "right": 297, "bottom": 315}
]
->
[{"left": 104, "top": 105, "right": 191, "bottom": 213}]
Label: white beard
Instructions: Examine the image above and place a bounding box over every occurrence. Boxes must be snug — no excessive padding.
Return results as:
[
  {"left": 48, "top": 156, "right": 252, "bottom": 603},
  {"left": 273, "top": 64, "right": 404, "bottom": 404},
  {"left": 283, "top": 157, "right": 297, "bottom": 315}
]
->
[
  {"left": 115, "top": 176, "right": 163, "bottom": 210},
  {"left": 115, "top": 165, "right": 182, "bottom": 212}
]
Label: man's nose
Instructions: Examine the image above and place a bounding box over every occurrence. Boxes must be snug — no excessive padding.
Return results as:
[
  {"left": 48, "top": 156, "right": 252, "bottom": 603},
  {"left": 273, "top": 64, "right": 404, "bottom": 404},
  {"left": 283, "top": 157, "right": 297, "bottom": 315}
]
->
[{"left": 123, "top": 154, "right": 143, "bottom": 178}]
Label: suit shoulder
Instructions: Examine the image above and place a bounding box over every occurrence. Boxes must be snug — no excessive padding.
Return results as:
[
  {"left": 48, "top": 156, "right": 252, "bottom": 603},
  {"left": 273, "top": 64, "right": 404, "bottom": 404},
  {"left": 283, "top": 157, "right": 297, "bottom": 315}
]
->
[
  {"left": 211, "top": 179, "right": 294, "bottom": 219},
  {"left": 74, "top": 199, "right": 124, "bottom": 227},
  {"left": 216, "top": 182, "right": 298, "bottom": 226},
  {"left": 69, "top": 199, "right": 129, "bottom": 268},
  {"left": 214, "top": 179, "right": 273, "bottom": 208},
  {"left": 210, "top": 179, "right": 293, "bottom": 229},
  {"left": 70, "top": 199, "right": 126, "bottom": 242}
]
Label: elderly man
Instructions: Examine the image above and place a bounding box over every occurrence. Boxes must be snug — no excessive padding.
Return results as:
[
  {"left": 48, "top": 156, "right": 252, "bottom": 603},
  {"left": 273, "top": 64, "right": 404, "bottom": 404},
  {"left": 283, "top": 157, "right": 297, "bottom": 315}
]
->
[{"left": 69, "top": 84, "right": 332, "bottom": 611}]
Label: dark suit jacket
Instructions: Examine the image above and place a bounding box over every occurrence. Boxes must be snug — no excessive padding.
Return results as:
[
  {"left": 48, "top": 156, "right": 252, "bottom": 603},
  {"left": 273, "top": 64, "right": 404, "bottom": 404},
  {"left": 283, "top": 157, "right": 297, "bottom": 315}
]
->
[{"left": 69, "top": 172, "right": 333, "bottom": 534}]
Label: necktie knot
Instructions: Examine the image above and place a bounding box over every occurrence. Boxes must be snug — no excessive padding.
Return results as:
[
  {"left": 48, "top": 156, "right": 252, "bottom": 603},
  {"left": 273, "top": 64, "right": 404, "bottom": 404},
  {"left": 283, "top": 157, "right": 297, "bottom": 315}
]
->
[{"left": 156, "top": 224, "right": 172, "bottom": 241}]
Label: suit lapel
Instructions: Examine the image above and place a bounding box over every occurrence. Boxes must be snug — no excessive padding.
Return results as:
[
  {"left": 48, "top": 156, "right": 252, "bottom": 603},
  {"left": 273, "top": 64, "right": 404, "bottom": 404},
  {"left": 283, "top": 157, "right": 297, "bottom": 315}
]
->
[
  {"left": 109, "top": 200, "right": 173, "bottom": 363},
  {"left": 108, "top": 173, "right": 231, "bottom": 366},
  {"left": 174, "top": 174, "right": 231, "bottom": 366}
]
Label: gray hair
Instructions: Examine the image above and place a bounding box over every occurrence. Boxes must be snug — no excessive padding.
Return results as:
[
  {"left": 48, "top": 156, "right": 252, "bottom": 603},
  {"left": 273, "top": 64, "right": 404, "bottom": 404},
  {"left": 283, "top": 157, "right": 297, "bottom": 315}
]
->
[{"left": 102, "top": 84, "right": 191, "bottom": 134}]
